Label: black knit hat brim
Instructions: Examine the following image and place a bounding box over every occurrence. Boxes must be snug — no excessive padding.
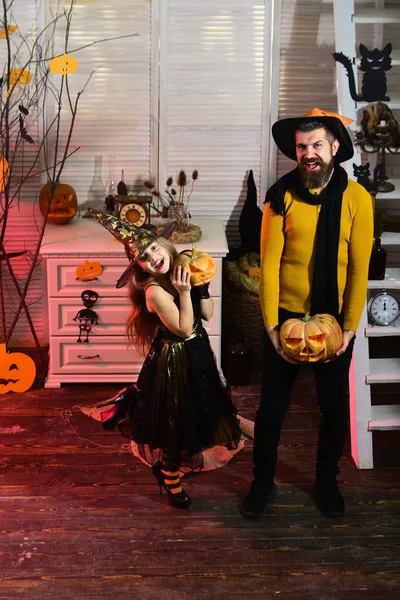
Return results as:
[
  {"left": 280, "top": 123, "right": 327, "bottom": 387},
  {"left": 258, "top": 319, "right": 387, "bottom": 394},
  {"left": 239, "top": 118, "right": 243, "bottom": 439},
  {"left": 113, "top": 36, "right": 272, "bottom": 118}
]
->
[{"left": 272, "top": 116, "right": 354, "bottom": 163}]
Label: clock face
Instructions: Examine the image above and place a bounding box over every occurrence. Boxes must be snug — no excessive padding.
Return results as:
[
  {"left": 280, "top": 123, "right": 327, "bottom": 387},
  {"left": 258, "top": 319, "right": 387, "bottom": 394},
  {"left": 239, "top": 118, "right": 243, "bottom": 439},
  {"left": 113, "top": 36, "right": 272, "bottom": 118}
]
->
[
  {"left": 368, "top": 292, "right": 400, "bottom": 326},
  {"left": 119, "top": 203, "right": 147, "bottom": 227}
]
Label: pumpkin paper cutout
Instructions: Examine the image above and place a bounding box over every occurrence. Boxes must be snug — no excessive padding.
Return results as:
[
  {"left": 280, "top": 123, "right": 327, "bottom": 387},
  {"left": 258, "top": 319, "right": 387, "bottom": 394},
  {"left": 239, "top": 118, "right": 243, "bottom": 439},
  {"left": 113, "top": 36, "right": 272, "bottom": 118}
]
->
[
  {"left": 50, "top": 53, "right": 78, "bottom": 75},
  {"left": 6, "top": 68, "right": 32, "bottom": 98},
  {"left": 174, "top": 245, "right": 216, "bottom": 286},
  {"left": 0, "top": 25, "right": 18, "bottom": 38},
  {"left": 76, "top": 260, "right": 103, "bottom": 281},
  {"left": 39, "top": 182, "right": 78, "bottom": 224},
  {"left": 0, "top": 343, "right": 36, "bottom": 393},
  {"left": 0, "top": 155, "right": 9, "bottom": 192},
  {"left": 280, "top": 313, "right": 343, "bottom": 363}
]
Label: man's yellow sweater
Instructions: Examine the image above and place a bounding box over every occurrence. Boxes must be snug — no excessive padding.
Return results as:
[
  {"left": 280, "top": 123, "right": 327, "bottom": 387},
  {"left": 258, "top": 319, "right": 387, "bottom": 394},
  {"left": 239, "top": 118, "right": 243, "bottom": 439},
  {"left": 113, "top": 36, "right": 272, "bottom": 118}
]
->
[{"left": 259, "top": 178, "right": 374, "bottom": 332}]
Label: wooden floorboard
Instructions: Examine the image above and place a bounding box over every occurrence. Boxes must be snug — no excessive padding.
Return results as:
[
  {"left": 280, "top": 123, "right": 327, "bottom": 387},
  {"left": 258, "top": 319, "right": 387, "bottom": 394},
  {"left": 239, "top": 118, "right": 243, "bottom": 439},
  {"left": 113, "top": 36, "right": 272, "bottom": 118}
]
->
[{"left": 0, "top": 377, "right": 399, "bottom": 600}]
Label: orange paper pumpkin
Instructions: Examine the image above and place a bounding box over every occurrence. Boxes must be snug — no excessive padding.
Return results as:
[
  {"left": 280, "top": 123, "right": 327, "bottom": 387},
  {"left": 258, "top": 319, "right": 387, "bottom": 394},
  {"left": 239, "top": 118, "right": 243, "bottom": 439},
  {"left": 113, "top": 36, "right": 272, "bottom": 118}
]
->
[
  {"left": 174, "top": 245, "right": 216, "bottom": 286},
  {"left": 0, "top": 155, "right": 9, "bottom": 192},
  {"left": 0, "top": 25, "right": 18, "bottom": 38},
  {"left": 280, "top": 313, "right": 343, "bottom": 363},
  {"left": 248, "top": 267, "right": 260, "bottom": 280},
  {"left": 50, "top": 53, "right": 78, "bottom": 75},
  {"left": 39, "top": 182, "right": 78, "bottom": 224},
  {"left": 0, "top": 344, "right": 36, "bottom": 394},
  {"left": 6, "top": 68, "right": 32, "bottom": 98},
  {"left": 76, "top": 260, "right": 103, "bottom": 281}
]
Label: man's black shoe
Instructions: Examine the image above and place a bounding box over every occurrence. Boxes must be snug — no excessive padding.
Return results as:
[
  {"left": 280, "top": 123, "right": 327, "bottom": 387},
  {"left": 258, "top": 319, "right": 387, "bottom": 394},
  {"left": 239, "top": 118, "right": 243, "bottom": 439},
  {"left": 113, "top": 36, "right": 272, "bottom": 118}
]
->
[
  {"left": 240, "top": 479, "right": 277, "bottom": 518},
  {"left": 314, "top": 478, "right": 345, "bottom": 518}
]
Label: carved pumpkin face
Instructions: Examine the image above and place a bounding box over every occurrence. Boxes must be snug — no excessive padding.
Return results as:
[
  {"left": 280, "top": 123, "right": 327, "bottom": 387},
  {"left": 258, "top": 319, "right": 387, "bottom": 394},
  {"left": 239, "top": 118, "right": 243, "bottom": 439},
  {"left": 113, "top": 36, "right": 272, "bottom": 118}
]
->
[
  {"left": 39, "top": 182, "right": 78, "bottom": 224},
  {"left": 174, "top": 245, "right": 216, "bottom": 286},
  {"left": 76, "top": 260, "right": 103, "bottom": 281},
  {"left": 280, "top": 313, "right": 343, "bottom": 363},
  {"left": 0, "top": 344, "right": 36, "bottom": 394},
  {"left": 50, "top": 53, "right": 78, "bottom": 75}
]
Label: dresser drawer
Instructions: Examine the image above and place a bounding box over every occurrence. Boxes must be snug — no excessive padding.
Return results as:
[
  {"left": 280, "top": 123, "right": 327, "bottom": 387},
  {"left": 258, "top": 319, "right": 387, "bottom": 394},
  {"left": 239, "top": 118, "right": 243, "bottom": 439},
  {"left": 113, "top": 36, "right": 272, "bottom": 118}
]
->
[
  {"left": 46, "top": 257, "right": 129, "bottom": 297},
  {"left": 50, "top": 336, "right": 143, "bottom": 374},
  {"left": 46, "top": 257, "right": 223, "bottom": 298},
  {"left": 49, "top": 297, "right": 130, "bottom": 336}
]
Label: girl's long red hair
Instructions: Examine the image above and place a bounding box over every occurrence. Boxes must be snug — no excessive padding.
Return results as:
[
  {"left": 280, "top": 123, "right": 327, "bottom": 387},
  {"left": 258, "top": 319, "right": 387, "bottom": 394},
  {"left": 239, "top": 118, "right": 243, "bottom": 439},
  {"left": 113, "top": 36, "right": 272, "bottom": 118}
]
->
[{"left": 126, "top": 238, "right": 177, "bottom": 355}]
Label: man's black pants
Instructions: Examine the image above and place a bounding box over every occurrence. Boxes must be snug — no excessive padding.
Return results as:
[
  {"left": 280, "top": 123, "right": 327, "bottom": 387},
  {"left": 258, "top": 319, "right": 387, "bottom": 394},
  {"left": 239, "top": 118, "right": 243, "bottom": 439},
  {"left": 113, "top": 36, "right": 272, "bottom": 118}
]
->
[{"left": 253, "top": 319, "right": 355, "bottom": 481}]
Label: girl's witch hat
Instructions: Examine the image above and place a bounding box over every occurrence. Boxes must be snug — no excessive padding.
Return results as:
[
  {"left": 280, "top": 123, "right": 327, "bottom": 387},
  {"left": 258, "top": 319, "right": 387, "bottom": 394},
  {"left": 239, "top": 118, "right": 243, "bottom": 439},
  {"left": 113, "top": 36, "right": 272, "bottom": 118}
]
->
[{"left": 89, "top": 208, "right": 176, "bottom": 288}]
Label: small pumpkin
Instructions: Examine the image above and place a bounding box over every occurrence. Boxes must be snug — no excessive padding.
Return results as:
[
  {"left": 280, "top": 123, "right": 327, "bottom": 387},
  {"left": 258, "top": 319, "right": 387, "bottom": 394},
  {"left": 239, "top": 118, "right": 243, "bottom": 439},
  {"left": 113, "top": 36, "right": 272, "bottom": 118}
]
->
[
  {"left": 39, "top": 182, "right": 78, "bottom": 224},
  {"left": 174, "top": 244, "right": 216, "bottom": 286},
  {"left": 280, "top": 313, "right": 343, "bottom": 363},
  {"left": 76, "top": 260, "right": 103, "bottom": 281},
  {"left": 248, "top": 267, "right": 260, "bottom": 280},
  {"left": 0, "top": 344, "right": 36, "bottom": 394},
  {"left": 50, "top": 53, "right": 78, "bottom": 75}
]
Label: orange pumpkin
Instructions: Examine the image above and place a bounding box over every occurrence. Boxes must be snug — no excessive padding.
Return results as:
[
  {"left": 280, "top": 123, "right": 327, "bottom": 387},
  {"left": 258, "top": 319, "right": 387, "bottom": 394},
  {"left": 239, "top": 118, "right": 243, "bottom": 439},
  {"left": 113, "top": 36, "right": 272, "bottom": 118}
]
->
[
  {"left": 0, "top": 344, "right": 36, "bottom": 394},
  {"left": 50, "top": 53, "right": 78, "bottom": 75},
  {"left": 39, "top": 182, "right": 78, "bottom": 224},
  {"left": 280, "top": 313, "right": 343, "bottom": 363},
  {"left": 76, "top": 260, "right": 103, "bottom": 281},
  {"left": 174, "top": 245, "right": 216, "bottom": 286},
  {"left": 6, "top": 68, "right": 32, "bottom": 98}
]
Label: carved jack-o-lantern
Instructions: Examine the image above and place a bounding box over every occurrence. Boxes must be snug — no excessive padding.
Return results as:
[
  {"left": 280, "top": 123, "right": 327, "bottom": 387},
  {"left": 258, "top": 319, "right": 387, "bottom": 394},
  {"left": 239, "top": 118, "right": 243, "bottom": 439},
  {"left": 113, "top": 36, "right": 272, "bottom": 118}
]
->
[
  {"left": 50, "top": 53, "right": 78, "bottom": 75},
  {"left": 76, "top": 260, "right": 103, "bottom": 281},
  {"left": 174, "top": 245, "right": 216, "bottom": 286},
  {"left": 39, "top": 182, "right": 78, "bottom": 224},
  {"left": 0, "top": 344, "right": 36, "bottom": 394},
  {"left": 280, "top": 313, "right": 343, "bottom": 363}
]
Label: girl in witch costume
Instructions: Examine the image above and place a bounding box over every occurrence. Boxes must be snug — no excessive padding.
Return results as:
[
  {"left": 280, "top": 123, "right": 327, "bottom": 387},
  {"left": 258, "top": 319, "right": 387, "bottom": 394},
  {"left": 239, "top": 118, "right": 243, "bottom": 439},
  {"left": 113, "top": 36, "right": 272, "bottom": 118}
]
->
[{"left": 89, "top": 209, "right": 241, "bottom": 509}]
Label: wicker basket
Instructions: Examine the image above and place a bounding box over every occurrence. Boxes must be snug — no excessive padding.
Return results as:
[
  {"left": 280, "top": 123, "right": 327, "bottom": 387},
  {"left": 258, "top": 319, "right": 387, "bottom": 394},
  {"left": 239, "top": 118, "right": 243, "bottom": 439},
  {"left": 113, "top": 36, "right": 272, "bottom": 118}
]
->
[{"left": 222, "top": 253, "right": 264, "bottom": 376}]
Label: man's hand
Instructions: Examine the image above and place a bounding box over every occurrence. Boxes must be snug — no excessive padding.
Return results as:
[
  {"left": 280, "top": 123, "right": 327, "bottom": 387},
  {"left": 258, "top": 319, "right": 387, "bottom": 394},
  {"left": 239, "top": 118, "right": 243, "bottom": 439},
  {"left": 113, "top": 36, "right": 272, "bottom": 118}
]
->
[
  {"left": 336, "top": 329, "right": 355, "bottom": 356},
  {"left": 266, "top": 325, "right": 299, "bottom": 364}
]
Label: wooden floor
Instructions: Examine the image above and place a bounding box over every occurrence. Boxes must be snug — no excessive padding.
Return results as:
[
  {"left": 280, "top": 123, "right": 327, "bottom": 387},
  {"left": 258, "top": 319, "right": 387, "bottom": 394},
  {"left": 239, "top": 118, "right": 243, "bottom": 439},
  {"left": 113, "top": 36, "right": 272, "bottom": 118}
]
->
[{"left": 0, "top": 374, "right": 399, "bottom": 600}]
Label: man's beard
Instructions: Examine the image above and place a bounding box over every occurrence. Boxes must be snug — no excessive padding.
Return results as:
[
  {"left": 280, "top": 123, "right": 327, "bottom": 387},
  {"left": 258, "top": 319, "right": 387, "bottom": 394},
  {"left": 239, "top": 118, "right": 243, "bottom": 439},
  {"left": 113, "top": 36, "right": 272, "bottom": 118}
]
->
[{"left": 298, "top": 157, "right": 334, "bottom": 189}]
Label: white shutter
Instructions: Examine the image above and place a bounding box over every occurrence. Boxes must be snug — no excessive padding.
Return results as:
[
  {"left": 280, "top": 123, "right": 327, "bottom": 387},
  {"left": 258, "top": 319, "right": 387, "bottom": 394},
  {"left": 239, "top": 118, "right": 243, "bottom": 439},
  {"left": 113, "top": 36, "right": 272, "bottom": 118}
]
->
[
  {"left": 0, "top": 1, "right": 43, "bottom": 347},
  {"left": 47, "top": 0, "right": 153, "bottom": 211},
  {"left": 159, "top": 0, "right": 274, "bottom": 247}
]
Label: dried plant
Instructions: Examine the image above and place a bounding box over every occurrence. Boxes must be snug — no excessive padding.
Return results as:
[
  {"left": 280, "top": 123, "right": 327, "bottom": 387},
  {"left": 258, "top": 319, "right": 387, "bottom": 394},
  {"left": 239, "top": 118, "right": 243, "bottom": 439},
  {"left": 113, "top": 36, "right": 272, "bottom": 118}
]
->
[{"left": 144, "top": 169, "right": 198, "bottom": 213}]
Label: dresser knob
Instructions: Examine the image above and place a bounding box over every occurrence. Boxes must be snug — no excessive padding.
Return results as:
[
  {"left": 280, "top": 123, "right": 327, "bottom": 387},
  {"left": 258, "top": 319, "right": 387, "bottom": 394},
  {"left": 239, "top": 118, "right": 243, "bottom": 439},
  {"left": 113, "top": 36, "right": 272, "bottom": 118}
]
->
[{"left": 77, "top": 354, "right": 100, "bottom": 360}]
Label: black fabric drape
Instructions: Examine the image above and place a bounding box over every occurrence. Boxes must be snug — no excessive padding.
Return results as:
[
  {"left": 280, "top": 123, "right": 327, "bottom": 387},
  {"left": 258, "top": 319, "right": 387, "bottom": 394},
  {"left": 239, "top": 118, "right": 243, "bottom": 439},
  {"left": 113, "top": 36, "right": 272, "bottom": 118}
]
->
[{"left": 264, "top": 165, "right": 348, "bottom": 321}]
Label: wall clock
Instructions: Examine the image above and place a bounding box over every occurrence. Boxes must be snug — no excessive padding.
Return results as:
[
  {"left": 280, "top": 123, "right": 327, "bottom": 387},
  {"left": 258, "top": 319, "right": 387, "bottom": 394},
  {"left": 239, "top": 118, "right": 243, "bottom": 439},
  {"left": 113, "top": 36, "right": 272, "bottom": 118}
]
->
[
  {"left": 115, "top": 195, "right": 152, "bottom": 227},
  {"left": 367, "top": 290, "right": 400, "bottom": 326}
]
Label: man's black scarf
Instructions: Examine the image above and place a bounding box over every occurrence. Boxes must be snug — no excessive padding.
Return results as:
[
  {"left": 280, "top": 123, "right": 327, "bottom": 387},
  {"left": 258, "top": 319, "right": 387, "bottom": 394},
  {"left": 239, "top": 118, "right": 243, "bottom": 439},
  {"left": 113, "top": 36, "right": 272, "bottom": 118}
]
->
[{"left": 265, "top": 165, "right": 348, "bottom": 321}]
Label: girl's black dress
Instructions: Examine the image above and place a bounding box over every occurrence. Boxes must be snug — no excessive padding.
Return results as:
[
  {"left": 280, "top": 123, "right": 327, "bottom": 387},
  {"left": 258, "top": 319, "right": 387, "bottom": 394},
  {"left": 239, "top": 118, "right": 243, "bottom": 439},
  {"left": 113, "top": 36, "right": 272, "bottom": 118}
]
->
[{"left": 119, "top": 289, "right": 241, "bottom": 469}]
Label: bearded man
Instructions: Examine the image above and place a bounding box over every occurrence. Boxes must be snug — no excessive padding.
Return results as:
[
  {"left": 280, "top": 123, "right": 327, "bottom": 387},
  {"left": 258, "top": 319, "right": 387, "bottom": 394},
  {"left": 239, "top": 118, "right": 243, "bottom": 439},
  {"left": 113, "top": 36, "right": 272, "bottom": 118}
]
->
[{"left": 241, "top": 109, "right": 373, "bottom": 519}]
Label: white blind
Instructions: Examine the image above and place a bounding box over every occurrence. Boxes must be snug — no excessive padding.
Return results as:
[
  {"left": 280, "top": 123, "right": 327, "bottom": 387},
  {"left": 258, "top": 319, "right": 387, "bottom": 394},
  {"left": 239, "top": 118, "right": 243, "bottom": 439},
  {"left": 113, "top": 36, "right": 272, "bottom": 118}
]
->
[
  {"left": 160, "top": 0, "right": 269, "bottom": 247},
  {"left": 0, "top": 0, "right": 43, "bottom": 347},
  {"left": 277, "top": 0, "right": 339, "bottom": 179},
  {"left": 48, "top": 0, "right": 152, "bottom": 211}
]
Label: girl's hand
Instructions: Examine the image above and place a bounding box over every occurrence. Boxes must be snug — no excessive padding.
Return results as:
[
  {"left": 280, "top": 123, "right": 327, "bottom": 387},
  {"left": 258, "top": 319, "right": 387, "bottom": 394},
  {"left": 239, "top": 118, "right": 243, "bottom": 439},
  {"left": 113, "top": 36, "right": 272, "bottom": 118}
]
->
[
  {"left": 170, "top": 264, "right": 191, "bottom": 294},
  {"left": 336, "top": 329, "right": 355, "bottom": 356}
]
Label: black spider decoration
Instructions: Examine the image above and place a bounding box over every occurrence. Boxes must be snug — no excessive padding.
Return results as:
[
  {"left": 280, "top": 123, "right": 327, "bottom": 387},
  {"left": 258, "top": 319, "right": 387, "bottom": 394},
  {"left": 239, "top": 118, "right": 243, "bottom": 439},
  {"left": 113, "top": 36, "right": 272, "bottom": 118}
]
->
[{"left": 73, "top": 289, "right": 99, "bottom": 343}]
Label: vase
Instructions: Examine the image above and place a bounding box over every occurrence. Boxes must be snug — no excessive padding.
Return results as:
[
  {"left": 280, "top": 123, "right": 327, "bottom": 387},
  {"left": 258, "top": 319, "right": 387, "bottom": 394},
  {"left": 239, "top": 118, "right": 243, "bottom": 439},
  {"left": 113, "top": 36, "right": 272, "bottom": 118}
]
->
[
  {"left": 168, "top": 204, "right": 189, "bottom": 233},
  {"left": 368, "top": 237, "right": 387, "bottom": 280}
]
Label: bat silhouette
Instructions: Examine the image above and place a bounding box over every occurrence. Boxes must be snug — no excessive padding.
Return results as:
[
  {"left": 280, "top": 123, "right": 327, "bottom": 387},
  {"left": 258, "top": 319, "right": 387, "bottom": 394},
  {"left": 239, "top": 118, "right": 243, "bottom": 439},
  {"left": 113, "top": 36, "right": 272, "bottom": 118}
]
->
[{"left": 19, "top": 115, "right": 34, "bottom": 144}]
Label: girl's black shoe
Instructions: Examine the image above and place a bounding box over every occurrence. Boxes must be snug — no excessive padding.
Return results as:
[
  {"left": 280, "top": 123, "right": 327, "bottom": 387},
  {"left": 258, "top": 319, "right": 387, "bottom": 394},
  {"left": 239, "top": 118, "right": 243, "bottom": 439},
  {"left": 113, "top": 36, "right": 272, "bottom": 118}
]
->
[
  {"left": 97, "top": 386, "right": 132, "bottom": 431},
  {"left": 152, "top": 461, "right": 191, "bottom": 509}
]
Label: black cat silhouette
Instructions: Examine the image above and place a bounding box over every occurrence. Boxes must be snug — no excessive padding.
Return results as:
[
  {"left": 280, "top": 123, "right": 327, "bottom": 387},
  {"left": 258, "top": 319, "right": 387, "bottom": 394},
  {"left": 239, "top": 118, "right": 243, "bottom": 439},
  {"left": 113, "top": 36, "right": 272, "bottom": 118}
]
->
[
  {"left": 353, "top": 163, "right": 372, "bottom": 192},
  {"left": 333, "top": 43, "right": 392, "bottom": 102}
]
